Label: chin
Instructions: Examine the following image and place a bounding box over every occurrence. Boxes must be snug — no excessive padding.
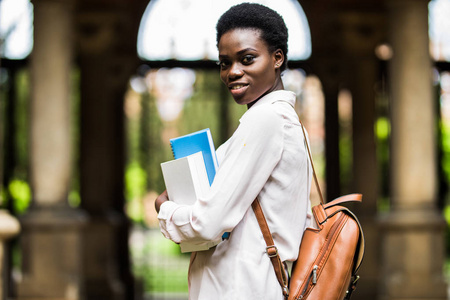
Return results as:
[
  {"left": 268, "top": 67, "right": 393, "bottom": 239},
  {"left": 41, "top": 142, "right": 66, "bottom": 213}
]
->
[
  {"left": 232, "top": 93, "right": 259, "bottom": 106},
  {"left": 234, "top": 98, "right": 252, "bottom": 106}
]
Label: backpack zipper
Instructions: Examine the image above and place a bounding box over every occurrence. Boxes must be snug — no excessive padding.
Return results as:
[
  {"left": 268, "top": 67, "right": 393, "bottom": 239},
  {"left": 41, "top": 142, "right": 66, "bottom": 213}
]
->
[
  {"left": 294, "top": 213, "right": 348, "bottom": 299},
  {"left": 297, "top": 265, "right": 318, "bottom": 299}
]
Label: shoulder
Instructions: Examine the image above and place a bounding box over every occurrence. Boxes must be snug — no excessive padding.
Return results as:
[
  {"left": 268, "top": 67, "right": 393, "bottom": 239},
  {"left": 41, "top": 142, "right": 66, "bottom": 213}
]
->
[{"left": 241, "top": 102, "right": 285, "bottom": 135}]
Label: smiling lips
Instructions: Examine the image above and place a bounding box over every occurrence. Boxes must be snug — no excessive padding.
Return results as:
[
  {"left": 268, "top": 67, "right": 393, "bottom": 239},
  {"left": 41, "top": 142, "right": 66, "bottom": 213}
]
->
[
  {"left": 230, "top": 84, "right": 248, "bottom": 90},
  {"left": 229, "top": 83, "right": 249, "bottom": 98}
]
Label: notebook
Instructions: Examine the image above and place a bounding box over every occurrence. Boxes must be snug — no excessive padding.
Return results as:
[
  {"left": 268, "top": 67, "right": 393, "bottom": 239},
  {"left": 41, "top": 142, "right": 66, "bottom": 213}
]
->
[{"left": 170, "top": 128, "right": 218, "bottom": 186}]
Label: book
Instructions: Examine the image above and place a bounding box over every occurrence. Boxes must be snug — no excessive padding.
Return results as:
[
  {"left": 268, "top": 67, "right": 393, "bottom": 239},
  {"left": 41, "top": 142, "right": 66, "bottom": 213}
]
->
[
  {"left": 161, "top": 152, "right": 210, "bottom": 206},
  {"left": 170, "top": 128, "right": 218, "bottom": 186},
  {"left": 160, "top": 152, "right": 220, "bottom": 252}
]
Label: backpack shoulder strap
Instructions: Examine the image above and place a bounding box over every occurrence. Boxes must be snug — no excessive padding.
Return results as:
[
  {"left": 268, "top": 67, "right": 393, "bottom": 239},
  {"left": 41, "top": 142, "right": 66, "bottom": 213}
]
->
[
  {"left": 299, "top": 120, "right": 324, "bottom": 205},
  {"left": 324, "top": 194, "right": 362, "bottom": 209},
  {"left": 251, "top": 199, "right": 289, "bottom": 298}
]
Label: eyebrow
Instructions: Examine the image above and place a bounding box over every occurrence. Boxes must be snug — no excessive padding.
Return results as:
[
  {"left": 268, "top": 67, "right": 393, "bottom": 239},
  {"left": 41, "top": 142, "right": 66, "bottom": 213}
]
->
[
  {"left": 237, "top": 47, "right": 258, "bottom": 54},
  {"left": 219, "top": 47, "right": 258, "bottom": 59}
]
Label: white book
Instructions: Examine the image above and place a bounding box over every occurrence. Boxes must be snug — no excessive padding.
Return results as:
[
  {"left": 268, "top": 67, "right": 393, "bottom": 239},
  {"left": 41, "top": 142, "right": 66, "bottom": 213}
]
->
[{"left": 160, "top": 152, "right": 220, "bottom": 252}]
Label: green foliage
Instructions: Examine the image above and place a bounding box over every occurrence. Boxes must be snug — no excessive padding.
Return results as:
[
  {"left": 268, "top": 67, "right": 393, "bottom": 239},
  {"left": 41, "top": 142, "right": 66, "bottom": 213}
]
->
[
  {"left": 0, "top": 187, "right": 6, "bottom": 208},
  {"left": 445, "top": 257, "right": 450, "bottom": 282},
  {"left": 178, "top": 71, "right": 223, "bottom": 143},
  {"left": 339, "top": 133, "right": 352, "bottom": 194},
  {"left": 131, "top": 228, "right": 189, "bottom": 294},
  {"left": 126, "top": 162, "right": 148, "bottom": 200},
  {"left": 143, "top": 92, "right": 167, "bottom": 192},
  {"left": 8, "top": 179, "right": 31, "bottom": 214},
  {"left": 125, "top": 162, "right": 147, "bottom": 223},
  {"left": 441, "top": 121, "right": 450, "bottom": 183},
  {"left": 377, "top": 196, "right": 390, "bottom": 213},
  {"left": 70, "top": 68, "right": 81, "bottom": 206},
  {"left": 68, "top": 190, "right": 81, "bottom": 208},
  {"left": 444, "top": 205, "right": 450, "bottom": 224},
  {"left": 14, "top": 70, "right": 30, "bottom": 178},
  {"left": 375, "top": 117, "right": 391, "bottom": 209},
  {"left": 376, "top": 117, "right": 390, "bottom": 140},
  {"left": 442, "top": 122, "right": 450, "bottom": 256}
]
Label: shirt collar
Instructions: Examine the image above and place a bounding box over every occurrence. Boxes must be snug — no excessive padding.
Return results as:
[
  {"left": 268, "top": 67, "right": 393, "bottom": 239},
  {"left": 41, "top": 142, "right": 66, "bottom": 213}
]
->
[{"left": 249, "top": 90, "right": 296, "bottom": 109}]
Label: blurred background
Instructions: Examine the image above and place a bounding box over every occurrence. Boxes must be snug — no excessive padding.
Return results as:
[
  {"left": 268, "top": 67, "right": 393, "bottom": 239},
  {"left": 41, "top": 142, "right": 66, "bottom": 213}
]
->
[{"left": 0, "top": 0, "right": 449, "bottom": 299}]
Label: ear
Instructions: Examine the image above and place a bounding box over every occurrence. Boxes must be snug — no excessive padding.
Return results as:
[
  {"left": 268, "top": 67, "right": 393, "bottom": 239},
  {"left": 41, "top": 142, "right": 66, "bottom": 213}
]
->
[{"left": 273, "top": 49, "right": 284, "bottom": 70}]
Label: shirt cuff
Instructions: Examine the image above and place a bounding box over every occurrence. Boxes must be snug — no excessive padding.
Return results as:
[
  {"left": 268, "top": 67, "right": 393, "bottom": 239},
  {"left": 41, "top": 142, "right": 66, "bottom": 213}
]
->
[
  {"left": 158, "top": 201, "right": 194, "bottom": 244},
  {"left": 157, "top": 200, "right": 178, "bottom": 221}
]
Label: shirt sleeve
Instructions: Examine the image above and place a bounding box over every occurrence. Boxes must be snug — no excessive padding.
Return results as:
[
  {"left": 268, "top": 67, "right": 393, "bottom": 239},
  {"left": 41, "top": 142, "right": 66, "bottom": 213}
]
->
[
  {"left": 215, "top": 139, "right": 229, "bottom": 165},
  {"left": 158, "top": 104, "right": 285, "bottom": 243}
]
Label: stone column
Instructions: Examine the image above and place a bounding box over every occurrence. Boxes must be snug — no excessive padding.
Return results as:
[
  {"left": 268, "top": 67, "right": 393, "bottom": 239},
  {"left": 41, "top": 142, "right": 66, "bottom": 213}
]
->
[
  {"left": 338, "top": 11, "right": 386, "bottom": 300},
  {"left": 29, "top": 0, "right": 72, "bottom": 208},
  {"left": 15, "top": 0, "right": 87, "bottom": 299},
  {"left": 76, "top": 7, "right": 138, "bottom": 299},
  {"left": 380, "top": 0, "right": 447, "bottom": 299}
]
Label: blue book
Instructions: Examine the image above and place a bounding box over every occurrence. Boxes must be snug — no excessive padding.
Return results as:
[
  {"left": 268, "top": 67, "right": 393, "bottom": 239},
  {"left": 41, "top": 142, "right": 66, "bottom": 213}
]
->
[{"left": 170, "top": 128, "right": 219, "bottom": 186}]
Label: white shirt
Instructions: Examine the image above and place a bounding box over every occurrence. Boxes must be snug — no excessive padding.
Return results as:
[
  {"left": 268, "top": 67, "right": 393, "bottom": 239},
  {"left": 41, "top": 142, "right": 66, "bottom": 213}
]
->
[{"left": 158, "top": 90, "right": 312, "bottom": 300}]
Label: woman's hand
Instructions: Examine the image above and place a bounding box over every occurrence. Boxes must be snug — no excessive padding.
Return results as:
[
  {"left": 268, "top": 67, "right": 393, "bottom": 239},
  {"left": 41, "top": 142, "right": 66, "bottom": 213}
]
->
[{"left": 155, "top": 190, "right": 169, "bottom": 213}]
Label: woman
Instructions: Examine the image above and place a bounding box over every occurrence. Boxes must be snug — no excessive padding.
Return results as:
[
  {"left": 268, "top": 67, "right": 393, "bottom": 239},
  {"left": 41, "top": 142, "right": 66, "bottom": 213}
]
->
[{"left": 155, "top": 3, "right": 312, "bottom": 299}]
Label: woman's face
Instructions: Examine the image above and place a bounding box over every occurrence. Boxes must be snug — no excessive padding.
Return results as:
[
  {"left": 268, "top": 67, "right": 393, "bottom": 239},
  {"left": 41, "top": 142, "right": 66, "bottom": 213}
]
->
[{"left": 218, "top": 28, "right": 284, "bottom": 107}]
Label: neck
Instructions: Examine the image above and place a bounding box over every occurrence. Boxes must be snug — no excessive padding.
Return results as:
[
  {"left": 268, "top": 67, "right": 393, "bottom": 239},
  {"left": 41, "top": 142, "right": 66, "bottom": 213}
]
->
[{"left": 247, "top": 76, "right": 284, "bottom": 109}]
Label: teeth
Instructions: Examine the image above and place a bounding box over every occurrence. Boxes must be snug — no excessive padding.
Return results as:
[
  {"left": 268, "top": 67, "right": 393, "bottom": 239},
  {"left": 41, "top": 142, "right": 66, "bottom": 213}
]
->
[{"left": 231, "top": 85, "right": 245, "bottom": 90}]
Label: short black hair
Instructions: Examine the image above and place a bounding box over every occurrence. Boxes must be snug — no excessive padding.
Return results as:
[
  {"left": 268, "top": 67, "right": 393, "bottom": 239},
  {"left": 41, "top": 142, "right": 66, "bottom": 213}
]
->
[{"left": 216, "top": 3, "right": 289, "bottom": 71}]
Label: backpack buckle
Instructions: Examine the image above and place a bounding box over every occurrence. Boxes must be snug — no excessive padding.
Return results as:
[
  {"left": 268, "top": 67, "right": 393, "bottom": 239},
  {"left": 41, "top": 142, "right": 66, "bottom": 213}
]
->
[{"left": 266, "top": 245, "right": 278, "bottom": 257}]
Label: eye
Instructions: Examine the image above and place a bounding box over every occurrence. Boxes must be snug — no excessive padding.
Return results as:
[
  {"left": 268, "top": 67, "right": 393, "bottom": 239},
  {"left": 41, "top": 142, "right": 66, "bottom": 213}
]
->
[
  {"left": 242, "top": 55, "right": 255, "bottom": 65},
  {"left": 217, "top": 59, "right": 231, "bottom": 70}
]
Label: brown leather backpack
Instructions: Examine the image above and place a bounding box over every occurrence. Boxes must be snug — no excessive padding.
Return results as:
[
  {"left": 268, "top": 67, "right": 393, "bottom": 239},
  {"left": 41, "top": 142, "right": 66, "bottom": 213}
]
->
[{"left": 252, "top": 123, "right": 365, "bottom": 300}]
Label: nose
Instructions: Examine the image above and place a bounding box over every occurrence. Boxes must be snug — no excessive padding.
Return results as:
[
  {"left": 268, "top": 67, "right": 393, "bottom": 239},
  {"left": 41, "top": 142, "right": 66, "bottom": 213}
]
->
[{"left": 228, "top": 62, "right": 244, "bottom": 80}]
